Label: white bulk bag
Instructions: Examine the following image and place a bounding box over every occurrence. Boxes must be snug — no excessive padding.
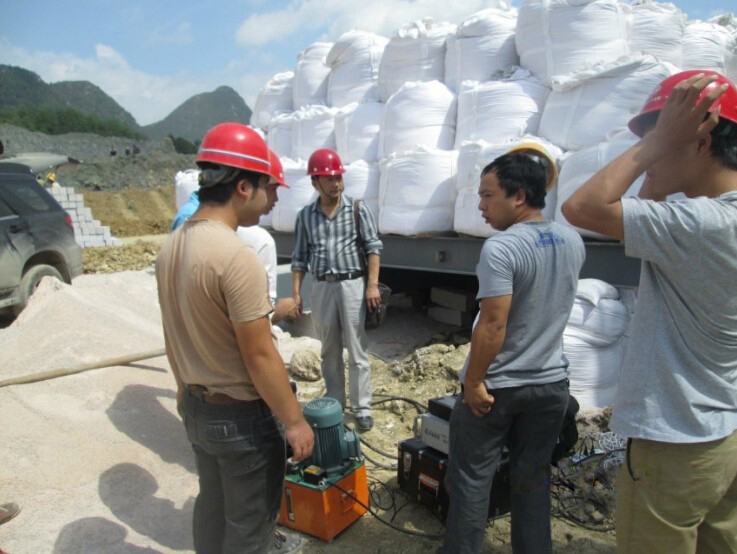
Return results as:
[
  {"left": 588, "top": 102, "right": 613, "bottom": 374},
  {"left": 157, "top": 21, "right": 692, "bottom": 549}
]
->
[
  {"left": 378, "top": 18, "right": 457, "bottom": 102},
  {"left": 515, "top": 0, "right": 630, "bottom": 85},
  {"left": 291, "top": 105, "right": 339, "bottom": 161},
  {"left": 379, "top": 147, "right": 458, "bottom": 235},
  {"left": 444, "top": 8, "right": 519, "bottom": 93},
  {"left": 454, "top": 68, "right": 549, "bottom": 147},
  {"left": 252, "top": 71, "right": 294, "bottom": 130},
  {"left": 175, "top": 169, "right": 200, "bottom": 210},
  {"left": 334, "top": 102, "right": 384, "bottom": 163},
  {"left": 567, "top": 299, "right": 631, "bottom": 347},
  {"left": 576, "top": 278, "right": 620, "bottom": 305},
  {"left": 454, "top": 137, "right": 563, "bottom": 237},
  {"left": 293, "top": 42, "right": 332, "bottom": 109},
  {"left": 628, "top": 1, "right": 686, "bottom": 68},
  {"left": 564, "top": 334, "right": 624, "bottom": 408},
  {"left": 539, "top": 55, "right": 677, "bottom": 151},
  {"left": 683, "top": 18, "right": 737, "bottom": 82},
  {"left": 344, "top": 160, "right": 380, "bottom": 222},
  {"left": 555, "top": 129, "right": 644, "bottom": 238},
  {"left": 267, "top": 112, "right": 298, "bottom": 159},
  {"left": 379, "top": 81, "right": 456, "bottom": 159},
  {"left": 327, "top": 31, "right": 389, "bottom": 107},
  {"left": 270, "top": 159, "right": 316, "bottom": 232}
]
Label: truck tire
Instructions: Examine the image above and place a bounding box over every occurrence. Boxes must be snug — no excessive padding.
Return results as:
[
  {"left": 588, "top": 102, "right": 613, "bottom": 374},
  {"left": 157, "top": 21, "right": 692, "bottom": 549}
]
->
[{"left": 13, "top": 264, "right": 64, "bottom": 316}]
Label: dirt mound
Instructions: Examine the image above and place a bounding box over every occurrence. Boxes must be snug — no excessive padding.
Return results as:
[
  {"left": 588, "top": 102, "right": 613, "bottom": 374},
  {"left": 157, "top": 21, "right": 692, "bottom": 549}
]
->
[
  {"left": 83, "top": 186, "right": 175, "bottom": 236},
  {"left": 83, "top": 240, "right": 162, "bottom": 274}
]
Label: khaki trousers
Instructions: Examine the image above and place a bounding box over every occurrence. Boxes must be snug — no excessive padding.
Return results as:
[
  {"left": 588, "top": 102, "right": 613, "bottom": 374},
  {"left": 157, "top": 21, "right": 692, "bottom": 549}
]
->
[{"left": 616, "top": 429, "right": 737, "bottom": 554}]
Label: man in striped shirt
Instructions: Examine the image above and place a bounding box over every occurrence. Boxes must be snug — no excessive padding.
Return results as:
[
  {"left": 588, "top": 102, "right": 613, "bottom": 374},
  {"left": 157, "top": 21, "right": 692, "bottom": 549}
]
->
[{"left": 291, "top": 148, "right": 383, "bottom": 431}]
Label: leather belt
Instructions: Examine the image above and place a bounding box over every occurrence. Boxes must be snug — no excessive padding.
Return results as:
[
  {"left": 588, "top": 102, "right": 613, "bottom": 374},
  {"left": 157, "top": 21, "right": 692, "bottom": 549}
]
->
[
  {"left": 188, "top": 384, "right": 242, "bottom": 405},
  {"left": 316, "top": 271, "right": 364, "bottom": 282}
]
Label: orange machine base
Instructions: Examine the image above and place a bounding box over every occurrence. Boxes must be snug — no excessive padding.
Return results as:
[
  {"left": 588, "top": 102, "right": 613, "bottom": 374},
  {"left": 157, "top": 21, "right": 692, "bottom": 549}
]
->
[{"left": 278, "top": 462, "right": 369, "bottom": 542}]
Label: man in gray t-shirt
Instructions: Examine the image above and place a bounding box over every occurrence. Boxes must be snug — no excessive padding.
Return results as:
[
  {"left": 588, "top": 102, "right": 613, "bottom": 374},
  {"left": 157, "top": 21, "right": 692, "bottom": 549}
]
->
[
  {"left": 441, "top": 150, "right": 585, "bottom": 554},
  {"left": 562, "top": 71, "right": 737, "bottom": 553}
]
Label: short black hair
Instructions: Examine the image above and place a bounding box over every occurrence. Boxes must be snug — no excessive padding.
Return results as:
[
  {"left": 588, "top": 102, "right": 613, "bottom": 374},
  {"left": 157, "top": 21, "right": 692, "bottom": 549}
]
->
[
  {"left": 481, "top": 153, "right": 547, "bottom": 209},
  {"left": 196, "top": 163, "right": 264, "bottom": 205},
  {"left": 710, "top": 119, "right": 737, "bottom": 170}
]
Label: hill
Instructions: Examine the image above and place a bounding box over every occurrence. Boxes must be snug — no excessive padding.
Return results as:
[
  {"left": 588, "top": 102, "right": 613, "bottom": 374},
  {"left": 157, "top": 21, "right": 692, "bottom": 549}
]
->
[
  {"left": 142, "top": 85, "right": 252, "bottom": 144},
  {"left": 0, "top": 65, "right": 140, "bottom": 130}
]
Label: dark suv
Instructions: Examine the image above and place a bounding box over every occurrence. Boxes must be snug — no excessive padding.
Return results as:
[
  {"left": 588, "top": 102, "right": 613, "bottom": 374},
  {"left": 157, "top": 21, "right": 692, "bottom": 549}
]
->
[{"left": 0, "top": 163, "right": 82, "bottom": 315}]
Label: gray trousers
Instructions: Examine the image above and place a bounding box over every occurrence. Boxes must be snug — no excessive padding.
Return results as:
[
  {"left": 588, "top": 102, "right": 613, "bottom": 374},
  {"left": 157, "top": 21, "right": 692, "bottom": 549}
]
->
[
  {"left": 310, "top": 277, "right": 372, "bottom": 417},
  {"left": 441, "top": 379, "right": 569, "bottom": 554},
  {"left": 182, "top": 390, "right": 286, "bottom": 554}
]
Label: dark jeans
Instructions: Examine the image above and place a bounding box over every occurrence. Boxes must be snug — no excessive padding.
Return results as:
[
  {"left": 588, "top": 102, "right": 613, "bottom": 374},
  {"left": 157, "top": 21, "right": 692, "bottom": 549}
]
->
[
  {"left": 441, "top": 379, "right": 569, "bottom": 554},
  {"left": 182, "top": 389, "right": 286, "bottom": 554}
]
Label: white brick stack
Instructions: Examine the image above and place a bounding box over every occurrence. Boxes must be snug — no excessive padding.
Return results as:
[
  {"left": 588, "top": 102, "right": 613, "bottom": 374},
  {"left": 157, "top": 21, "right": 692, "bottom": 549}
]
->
[{"left": 49, "top": 186, "right": 123, "bottom": 248}]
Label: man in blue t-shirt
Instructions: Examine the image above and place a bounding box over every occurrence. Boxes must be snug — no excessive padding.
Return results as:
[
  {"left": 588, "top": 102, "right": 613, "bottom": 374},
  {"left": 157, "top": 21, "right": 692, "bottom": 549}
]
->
[
  {"left": 441, "top": 151, "right": 585, "bottom": 554},
  {"left": 563, "top": 71, "right": 737, "bottom": 553}
]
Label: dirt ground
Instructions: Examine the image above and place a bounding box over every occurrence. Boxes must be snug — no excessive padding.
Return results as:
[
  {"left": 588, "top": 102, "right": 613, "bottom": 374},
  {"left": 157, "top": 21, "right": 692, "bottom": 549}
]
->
[{"left": 82, "top": 186, "right": 176, "bottom": 238}]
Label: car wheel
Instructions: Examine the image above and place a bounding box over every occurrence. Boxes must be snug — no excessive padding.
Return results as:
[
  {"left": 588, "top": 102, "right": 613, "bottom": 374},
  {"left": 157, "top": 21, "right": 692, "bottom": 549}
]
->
[{"left": 13, "top": 264, "right": 64, "bottom": 316}]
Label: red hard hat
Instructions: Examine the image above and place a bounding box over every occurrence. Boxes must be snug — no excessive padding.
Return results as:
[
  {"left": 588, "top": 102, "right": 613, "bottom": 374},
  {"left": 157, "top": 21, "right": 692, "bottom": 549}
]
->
[
  {"left": 197, "top": 122, "right": 271, "bottom": 176},
  {"left": 307, "top": 148, "right": 345, "bottom": 176},
  {"left": 629, "top": 70, "right": 737, "bottom": 137},
  {"left": 268, "top": 149, "right": 288, "bottom": 186}
]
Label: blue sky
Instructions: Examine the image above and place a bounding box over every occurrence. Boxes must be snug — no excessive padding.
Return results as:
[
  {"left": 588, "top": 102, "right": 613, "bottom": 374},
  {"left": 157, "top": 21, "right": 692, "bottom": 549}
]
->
[{"left": 0, "top": 0, "right": 733, "bottom": 125}]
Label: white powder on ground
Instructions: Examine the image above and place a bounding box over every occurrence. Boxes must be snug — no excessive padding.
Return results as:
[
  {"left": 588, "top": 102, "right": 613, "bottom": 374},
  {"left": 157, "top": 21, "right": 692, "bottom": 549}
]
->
[{"left": 0, "top": 270, "right": 164, "bottom": 381}]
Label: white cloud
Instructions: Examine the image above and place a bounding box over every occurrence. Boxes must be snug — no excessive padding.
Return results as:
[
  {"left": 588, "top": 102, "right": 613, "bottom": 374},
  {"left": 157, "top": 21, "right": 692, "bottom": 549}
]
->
[
  {"left": 0, "top": 38, "right": 211, "bottom": 125},
  {"left": 236, "top": 0, "right": 498, "bottom": 45}
]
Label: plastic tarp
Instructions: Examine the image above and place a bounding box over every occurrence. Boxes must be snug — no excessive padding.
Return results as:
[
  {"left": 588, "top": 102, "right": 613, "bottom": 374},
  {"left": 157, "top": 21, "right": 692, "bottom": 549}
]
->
[
  {"left": 291, "top": 105, "right": 340, "bottom": 161},
  {"left": 327, "top": 31, "right": 389, "bottom": 108},
  {"left": 444, "top": 7, "right": 519, "bottom": 93},
  {"left": 334, "top": 102, "right": 384, "bottom": 163},
  {"left": 539, "top": 54, "right": 678, "bottom": 151},
  {"left": 379, "top": 80, "right": 457, "bottom": 159},
  {"left": 270, "top": 159, "right": 316, "bottom": 232},
  {"left": 293, "top": 42, "right": 333, "bottom": 109},
  {"left": 454, "top": 137, "right": 562, "bottom": 237},
  {"left": 682, "top": 17, "right": 737, "bottom": 82},
  {"left": 379, "top": 146, "right": 458, "bottom": 235},
  {"left": 175, "top": 169, "right": 200, "bottom": 211},
  {"left": 252, "top": 71, "right": 294, "bottom": 131},
  {"left": 267, "top": 112, "right": 299, "bottom": 159},
  {"left": 515, "top": 0, "right": 630, "bottom": 86},
  {"left": 555, "top": 129, "right": 644, "bottom": 238},
  {"left": 378, "top": 18, "right": 457, "bottom": 102},
  {"left": 454, "top": 68, "right": 549, "bottom": 148},
  {"left": 628, "top": 1, "right": 686, "bottom": 68},
  {"left": 344, "top": 160, "right": 380, "bottom": 223}
]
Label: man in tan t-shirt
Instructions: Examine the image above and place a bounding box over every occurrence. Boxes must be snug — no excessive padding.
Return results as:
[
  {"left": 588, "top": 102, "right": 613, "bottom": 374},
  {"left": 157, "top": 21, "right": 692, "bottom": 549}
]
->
[{"left": 156, "top": 123, "right": 313, "bottom": 554}]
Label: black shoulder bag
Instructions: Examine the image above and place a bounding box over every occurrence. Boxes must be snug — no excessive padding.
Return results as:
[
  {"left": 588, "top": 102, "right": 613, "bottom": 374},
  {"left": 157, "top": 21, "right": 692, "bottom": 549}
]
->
[{"left": 353, "top": 200, "right": 391, "bottom": 328}]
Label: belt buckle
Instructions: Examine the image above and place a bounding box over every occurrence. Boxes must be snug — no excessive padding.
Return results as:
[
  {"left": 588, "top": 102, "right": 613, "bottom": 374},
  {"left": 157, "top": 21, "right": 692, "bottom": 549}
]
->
[{"left": 325, "top": 274, "right": 338, "bottom": 282}]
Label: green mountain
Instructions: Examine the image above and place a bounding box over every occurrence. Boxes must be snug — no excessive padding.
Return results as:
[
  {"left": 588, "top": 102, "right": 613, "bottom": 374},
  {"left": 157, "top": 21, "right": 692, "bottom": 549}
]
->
[
  {"left": 0, "top": 65, "right": 252, "bottom": 143},
  {"left": 0, "top": 65, "right": 140, "bottom": 130},
  {"left": 143, "top": 85, "right": 252, "bottom": 144},
  {"left": 50, "top": 81, "right": 140, "bottom": 130}
]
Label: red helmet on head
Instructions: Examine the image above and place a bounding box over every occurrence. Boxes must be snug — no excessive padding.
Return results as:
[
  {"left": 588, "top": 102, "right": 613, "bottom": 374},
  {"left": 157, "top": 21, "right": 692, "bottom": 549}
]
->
[
  {"left": 307, "top": 148, "right": 345, "bottom": 176},
  {"left": 629, "top": 70, "right": 737, "bottom": 137},
  {"left": 197, "top": 122, "right": 271, "bottom": 176},
  {"left": 268, "top": 149, "right": 288, "bottom": 187}
]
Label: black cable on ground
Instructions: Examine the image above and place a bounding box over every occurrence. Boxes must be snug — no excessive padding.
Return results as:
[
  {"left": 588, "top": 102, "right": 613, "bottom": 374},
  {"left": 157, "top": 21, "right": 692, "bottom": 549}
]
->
[
  {"left": 327, "top": 480, "right": 445, "bottom": 540},
  {"left": 372, "top": 393, "right": 428, "bottom": 413}
]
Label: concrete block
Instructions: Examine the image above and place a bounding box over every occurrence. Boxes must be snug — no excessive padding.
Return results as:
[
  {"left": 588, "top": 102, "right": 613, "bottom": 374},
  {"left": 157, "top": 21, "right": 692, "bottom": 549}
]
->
[
  {"left": 388, "top": 293, "right": 414, "bottom": 309},
  {"left": 431, "top": 287, "right": 477, "bottom": 313},
  {"left": 428, "top": 305, "right": 473, "bottom": 327}
]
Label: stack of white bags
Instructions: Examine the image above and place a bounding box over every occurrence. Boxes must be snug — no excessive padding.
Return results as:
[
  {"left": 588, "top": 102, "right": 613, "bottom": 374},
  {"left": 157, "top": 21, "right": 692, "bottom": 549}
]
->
[
  {"left": 564, "top": 279, "right": 632, "bottom": 409},
  {"left": 245, "top": 0, "right": 736, "bottom": 240}
]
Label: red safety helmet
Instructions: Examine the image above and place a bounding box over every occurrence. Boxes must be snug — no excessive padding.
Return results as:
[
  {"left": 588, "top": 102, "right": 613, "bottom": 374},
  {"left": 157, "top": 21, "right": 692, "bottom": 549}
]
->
[
  {"left": 197, "top": 122, "right": 271, "bottom": 176},
  {"left": 307, "top": 148, "right": 345, "bottom": 176},
  {"left": 268, "top": 149, "right": 288, "bottom": 187},
  {"left": 629, "top": 70, "right": 737, "bottom": 137}
]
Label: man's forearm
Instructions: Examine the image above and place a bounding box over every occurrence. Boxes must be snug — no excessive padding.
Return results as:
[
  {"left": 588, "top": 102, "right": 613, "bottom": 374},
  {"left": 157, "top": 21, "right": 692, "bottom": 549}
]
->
[
  {"left": 292, "top": 270, "right": 305, "bottom": 297},
  {"left": 464, "top": 319, "right": 506, "bottom": 387},
  {"left": 366, "top": 254, "right": 380, "bottom": 286},
  {"left": 247, "top": 349, "right": 304, "bottom": 428}
]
